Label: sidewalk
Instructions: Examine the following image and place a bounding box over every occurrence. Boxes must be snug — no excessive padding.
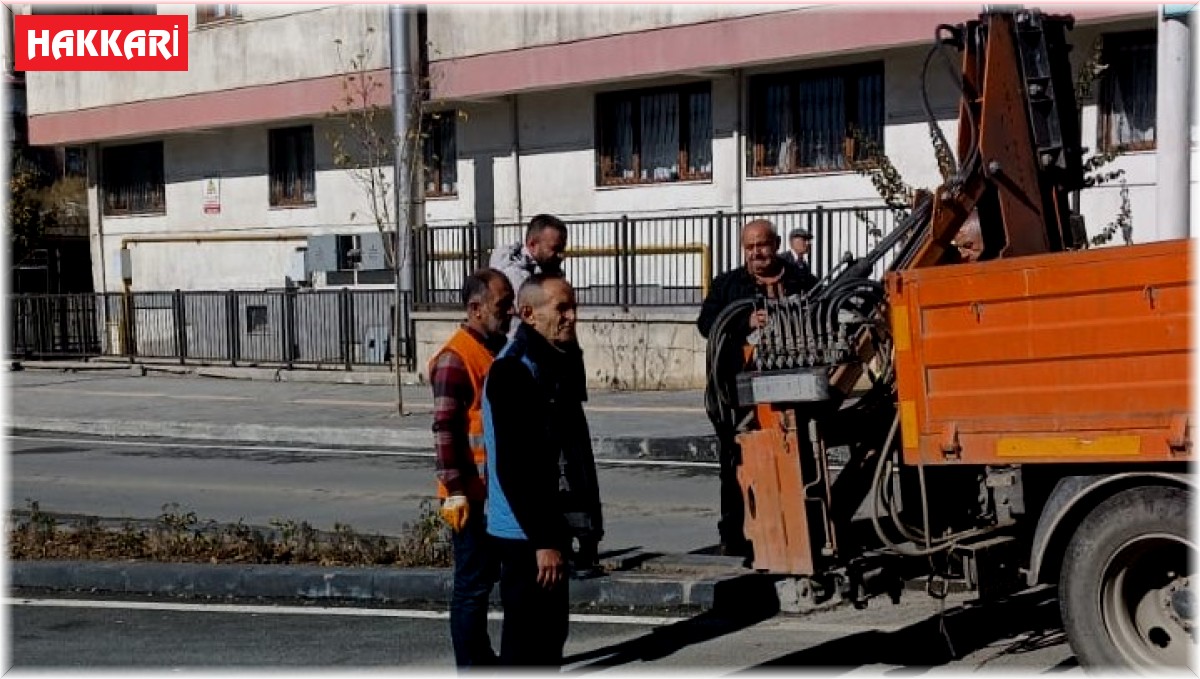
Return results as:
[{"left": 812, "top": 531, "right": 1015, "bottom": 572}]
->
[{"left": 8, "top": 362, "right": 717, "bottom": 462}]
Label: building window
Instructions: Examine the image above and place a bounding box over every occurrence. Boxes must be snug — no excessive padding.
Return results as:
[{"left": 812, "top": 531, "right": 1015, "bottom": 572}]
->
[
  {"left": 32, "top": 4, "right": 156, "bottom": 14},
  {"left": 596, "top": 83, "right": 713, "bottom": 186},
  {"left": 1099, "top": 31, "right": 1156, "bottom": 152},
  {"left": 102, "top": 142, "right": 165, "bottom": 216},
  {"left": 269, "top": 125, "right": 315, "bottom": 207},
  {"left": 196, "top": 4, "right": 239, "bottom": 24},
  {"left": 423, "top": 113, "right": 457, "bottom": 197},
  {"left": 749, "top": 63, "right": 884, "bottom": 176},
  {"left": 245, "top": 305, "right": 268, "bottom": 334}
]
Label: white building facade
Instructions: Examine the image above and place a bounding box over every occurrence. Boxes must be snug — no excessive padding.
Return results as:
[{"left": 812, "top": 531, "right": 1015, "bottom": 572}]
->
[{"left": 21, "top": 3, "right": 1172, "bottom": 299}]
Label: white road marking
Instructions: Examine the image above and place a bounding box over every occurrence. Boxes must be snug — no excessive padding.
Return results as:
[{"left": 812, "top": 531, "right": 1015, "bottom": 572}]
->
[
  {"left": 5, "top": 597, "right": 685, "bottom": 627},
  {"left": 5, "top": 434, "right": 720, "bottom": 469}
]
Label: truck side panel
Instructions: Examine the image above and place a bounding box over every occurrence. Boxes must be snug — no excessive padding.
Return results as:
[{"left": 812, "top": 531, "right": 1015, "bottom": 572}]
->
[{"left": 886, "top": 239, "right": 1192, "bottom": 466}]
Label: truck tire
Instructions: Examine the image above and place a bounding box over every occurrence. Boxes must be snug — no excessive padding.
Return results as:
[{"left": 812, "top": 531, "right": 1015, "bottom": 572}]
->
[{"left": 1058, "top": 484, "right": 1195, "bottom": 670}]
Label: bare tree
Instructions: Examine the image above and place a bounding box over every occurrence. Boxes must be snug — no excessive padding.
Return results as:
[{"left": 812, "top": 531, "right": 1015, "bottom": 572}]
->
[{"left": 328, "top": 27, "right": 430, "bottom": 415}]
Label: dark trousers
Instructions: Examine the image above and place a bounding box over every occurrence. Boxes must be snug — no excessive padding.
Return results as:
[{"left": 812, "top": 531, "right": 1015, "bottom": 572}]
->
[
  {"left": 716, "top": 430, "right": 748, "bottom": 551},
  {"left": 450, "top": 502, "right": 499, "bottom": 669},
  {"left": 492, "top": 536, "right": 569, "bottom": 667}
]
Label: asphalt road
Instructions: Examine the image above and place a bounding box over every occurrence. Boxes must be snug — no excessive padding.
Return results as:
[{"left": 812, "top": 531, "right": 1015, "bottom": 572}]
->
[
  {"left": 8, "top": 589, "right": 1077, "bottom": 671},
  {"left": 8, "top": 431, "right": 720, "bottom": 554}
]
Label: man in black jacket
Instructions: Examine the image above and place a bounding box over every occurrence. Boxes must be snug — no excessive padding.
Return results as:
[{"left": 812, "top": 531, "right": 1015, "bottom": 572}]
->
[
  {"left": 482, "top": 273, "right": 603, "bottom": 666},
  {"left": 697, "top": 219, "right": 816, "bottom": 557}
]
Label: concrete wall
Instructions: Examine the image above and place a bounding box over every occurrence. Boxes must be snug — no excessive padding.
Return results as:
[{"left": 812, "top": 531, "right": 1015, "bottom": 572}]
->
[
  {"left": 426, "top": 4, "right": 797, "bottom": 61},
  {"left": 25, "top": 4, "right": 388, "bottom": 115},
  {"left": 414, "top": 308, "right": 707, "bottom": 390}
]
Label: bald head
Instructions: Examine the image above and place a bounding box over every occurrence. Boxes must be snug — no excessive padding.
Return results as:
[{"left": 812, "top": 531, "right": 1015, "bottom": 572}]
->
[
  {"left": 954, "top": 211, "right": 983, "bottom": 263},
  {"left": 742, "top": 219, "right": 779, "bottom": 244},
  {"left": 517, "top": 273, "right": 577, "bottom": 346},
  {"left": 741, "top": 219, "right": 782, "bottom": 276}
]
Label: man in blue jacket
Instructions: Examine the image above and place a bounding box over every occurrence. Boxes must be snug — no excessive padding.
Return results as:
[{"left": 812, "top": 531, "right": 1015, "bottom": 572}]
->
[{"left": 482, "top": 273, "right": 602, "bottom": 666}]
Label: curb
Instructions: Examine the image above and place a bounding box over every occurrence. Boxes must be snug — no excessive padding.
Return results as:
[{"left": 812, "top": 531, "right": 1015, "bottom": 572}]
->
[
  {"left": 9, "top": 417, "right": 720, "bottom": 463},
  {"left": 10, "top": 560, "right": 755, "bottom": 611}
]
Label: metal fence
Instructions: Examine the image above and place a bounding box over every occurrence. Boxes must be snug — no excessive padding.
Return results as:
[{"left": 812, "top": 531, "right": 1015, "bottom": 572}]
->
[
  {"left": 8, "top": 289, "right": 416, "bottom": 370},
  {"left": 413, "top": 205, "right": 901, "bottom": 308}
]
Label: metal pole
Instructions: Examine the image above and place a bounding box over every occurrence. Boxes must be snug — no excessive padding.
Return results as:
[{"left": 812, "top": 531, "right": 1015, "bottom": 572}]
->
[
  {"left": 1157, "top": 6, "right": 1191, "bottom": 240},
  {"left": 390, "top": 4, "right": 415, "bottom": 414}
]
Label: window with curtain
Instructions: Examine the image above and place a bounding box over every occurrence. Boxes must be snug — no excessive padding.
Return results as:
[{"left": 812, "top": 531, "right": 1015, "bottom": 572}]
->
[
  {"left": 1099, "top": 31, "right": 1156, "bottom": 152},
  {"left": 269, "top": 125, "right": 316, "bottom": 207},
  {"left": 196, "top": 5, "right": 239, "bottom": 24},
  {"left": 102, "top": 142, "right": 165, "bottom": 216},
  {"left": 749, "top": 63, "right": 884, "bottom": 175},
  {"left": 596, "top": 83, "right": 712, "bottom": 186},
  {"left": 423, "top": 112, "right": 457, "bottom": 197}
]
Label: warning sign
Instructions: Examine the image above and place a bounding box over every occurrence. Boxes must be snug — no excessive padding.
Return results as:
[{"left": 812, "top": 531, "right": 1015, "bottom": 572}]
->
[{"left": 203, "top": 176, "right": 220, "bottom": 215}]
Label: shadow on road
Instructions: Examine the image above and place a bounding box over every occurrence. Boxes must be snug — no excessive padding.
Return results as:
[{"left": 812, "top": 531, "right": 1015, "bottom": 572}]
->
[
  {"left": 747, "top": 587, "right": 1065, "bottom": 672},
  {"left": 562, "top": 574, "right": 781, "bottom": 671}
]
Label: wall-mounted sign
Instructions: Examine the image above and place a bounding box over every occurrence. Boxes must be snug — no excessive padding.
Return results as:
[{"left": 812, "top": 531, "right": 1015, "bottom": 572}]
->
[{"left": 203, "top": 176, "right": 221, "bottom": 215}]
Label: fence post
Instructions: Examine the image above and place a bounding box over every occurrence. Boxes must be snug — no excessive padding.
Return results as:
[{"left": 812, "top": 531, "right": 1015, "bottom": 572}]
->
[
  {"left": 122, "top": 291, "right": 137, "bottom": 359},
  {"left": 411, "top": 227, "right": 425, "bottom": 309},
  {"left": 174, "top": 289, "right": 188, "bottom": 365},
  {"left": 282, "top": 288, "right": 295, "bottom": 370},
  {"left": 813, "top": 205, "right": 827, "bottom": 280},
  {"left": 616, "top": 216, "right": 627, "bottom": 307},
  {"left": 713, "top": 210, "right": 724, "bottom": 279},
  {"left": 342, "top": 287, "right": 355, "bottom": 371},
  {"left": 55, "top": 295, "right": 68, "bottom": 353},
  {"left": 627, "top": 216, "right": 638, "bottom": 306},
  {"left": 463, "top": 224, "right": 472, "bottom": 283},
  {"left": 226, "top": 290, "right": 240, "bottom": 367}
]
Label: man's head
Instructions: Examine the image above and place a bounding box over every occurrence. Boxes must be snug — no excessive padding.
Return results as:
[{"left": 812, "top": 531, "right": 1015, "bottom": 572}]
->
[
  {"left": 517, "top": 273, "right": 577, "bottom": 346},
  {"left": 788, "top": 228, "right": 812, "bottom": 258},
  {"left": 742, "top": 219, "right": 781, "bottom": 277},
  {"left": 954, "top": 211, "right": 983, "bottom": 263},
  {"left": 461, "top": 268, "right": 515, "bottom": 338},
  {"left": 524, "top": 214, "right": 568, "bottom": 272}
]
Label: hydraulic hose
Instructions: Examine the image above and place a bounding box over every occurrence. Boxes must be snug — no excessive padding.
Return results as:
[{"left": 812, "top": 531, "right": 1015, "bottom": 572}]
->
[{"left": 704, "top": 298, "right": 757, "bottom": 430}]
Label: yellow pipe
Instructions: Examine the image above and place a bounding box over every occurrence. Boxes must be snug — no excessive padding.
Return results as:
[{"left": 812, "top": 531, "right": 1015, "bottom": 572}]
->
[{"left": 428, "top": 243, "right": 713, "bottom": 300}]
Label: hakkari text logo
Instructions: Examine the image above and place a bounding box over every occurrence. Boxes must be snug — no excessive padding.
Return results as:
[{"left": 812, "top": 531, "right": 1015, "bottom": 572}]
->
[{"left": 15, "top": 14, "right": 188, "bottom": 71}]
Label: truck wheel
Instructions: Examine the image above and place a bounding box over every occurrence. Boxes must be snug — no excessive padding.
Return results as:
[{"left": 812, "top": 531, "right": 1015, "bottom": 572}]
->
[{"left": 1059, "top": 485, "right": 1195, "bottom": 669}]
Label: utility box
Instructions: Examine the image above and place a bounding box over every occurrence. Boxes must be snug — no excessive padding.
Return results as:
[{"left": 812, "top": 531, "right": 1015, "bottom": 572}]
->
[
  {"left": 359, "top": 232, "right": 388, "bottom": 271},
  {"left": 305, "top": 235, "right": 337, "bottom": 276}
]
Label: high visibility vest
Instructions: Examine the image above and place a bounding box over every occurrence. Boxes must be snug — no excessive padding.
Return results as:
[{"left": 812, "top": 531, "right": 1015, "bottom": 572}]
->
[{"left": 429, "top": 327, "right": 494, "bottom": 501}]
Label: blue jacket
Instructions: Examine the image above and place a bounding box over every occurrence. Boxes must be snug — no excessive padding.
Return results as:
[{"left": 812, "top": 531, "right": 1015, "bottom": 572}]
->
[{"left": 483, "top": 323, "right": 603, "bottom": 548}]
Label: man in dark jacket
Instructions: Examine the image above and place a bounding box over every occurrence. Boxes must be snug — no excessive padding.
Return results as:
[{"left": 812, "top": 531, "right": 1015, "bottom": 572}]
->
[
  {"left": 697, "top": 219, "right": 816, "bottom": 557},
  {"left": 782, "top": 227, "right": 813, "bottom": 278},
  {"left": 482, "top": 273, "right": 603, "bottom": 666}
]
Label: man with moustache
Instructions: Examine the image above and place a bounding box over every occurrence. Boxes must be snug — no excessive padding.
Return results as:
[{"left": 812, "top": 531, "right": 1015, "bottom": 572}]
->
[
  {"left": 482, "top": 273, "right": 602, "bottom": 666},
  {"left": 697, "top": 219, "right": 816, "bottom": 558},
  {"left": 429, "top": 268, "right": 514, "bottom": 669}
]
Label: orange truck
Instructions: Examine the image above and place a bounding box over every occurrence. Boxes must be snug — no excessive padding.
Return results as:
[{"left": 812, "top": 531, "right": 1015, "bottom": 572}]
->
[{"left": 710, "top": 9, "right": 1193, "bottom": 671}]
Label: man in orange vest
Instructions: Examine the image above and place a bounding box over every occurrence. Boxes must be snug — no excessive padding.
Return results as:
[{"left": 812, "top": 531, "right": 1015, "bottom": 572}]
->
[{"left": 429, "top": 268, "right": 515, "bottom": 668}]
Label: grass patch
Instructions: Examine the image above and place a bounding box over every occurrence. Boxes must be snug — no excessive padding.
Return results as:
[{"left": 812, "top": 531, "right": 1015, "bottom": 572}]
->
[{"left": 9, "top": 500, "right": 452, "bottom": 568}]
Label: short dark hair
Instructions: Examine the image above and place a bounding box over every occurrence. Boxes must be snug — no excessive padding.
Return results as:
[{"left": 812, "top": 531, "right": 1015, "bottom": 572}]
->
[
  {"left": 525, "top": 214, "right": 567, "bottom": 242},
  {"left": 460, "top": 268, "right": 507, "bottom": 308},
  {"left": 789, "top": 228, "right": 812, "bottom": 241}
]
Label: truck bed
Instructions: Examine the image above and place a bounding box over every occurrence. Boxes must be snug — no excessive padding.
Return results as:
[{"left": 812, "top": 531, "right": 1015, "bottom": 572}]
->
[{"left": 885, "top": 238, "right": 1192, "bottom": 465}]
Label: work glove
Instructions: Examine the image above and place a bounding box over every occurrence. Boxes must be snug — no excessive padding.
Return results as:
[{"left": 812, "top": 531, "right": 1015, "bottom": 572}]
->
[{"left": 440, "top": 495, "right": 469, "bottom": 533}]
